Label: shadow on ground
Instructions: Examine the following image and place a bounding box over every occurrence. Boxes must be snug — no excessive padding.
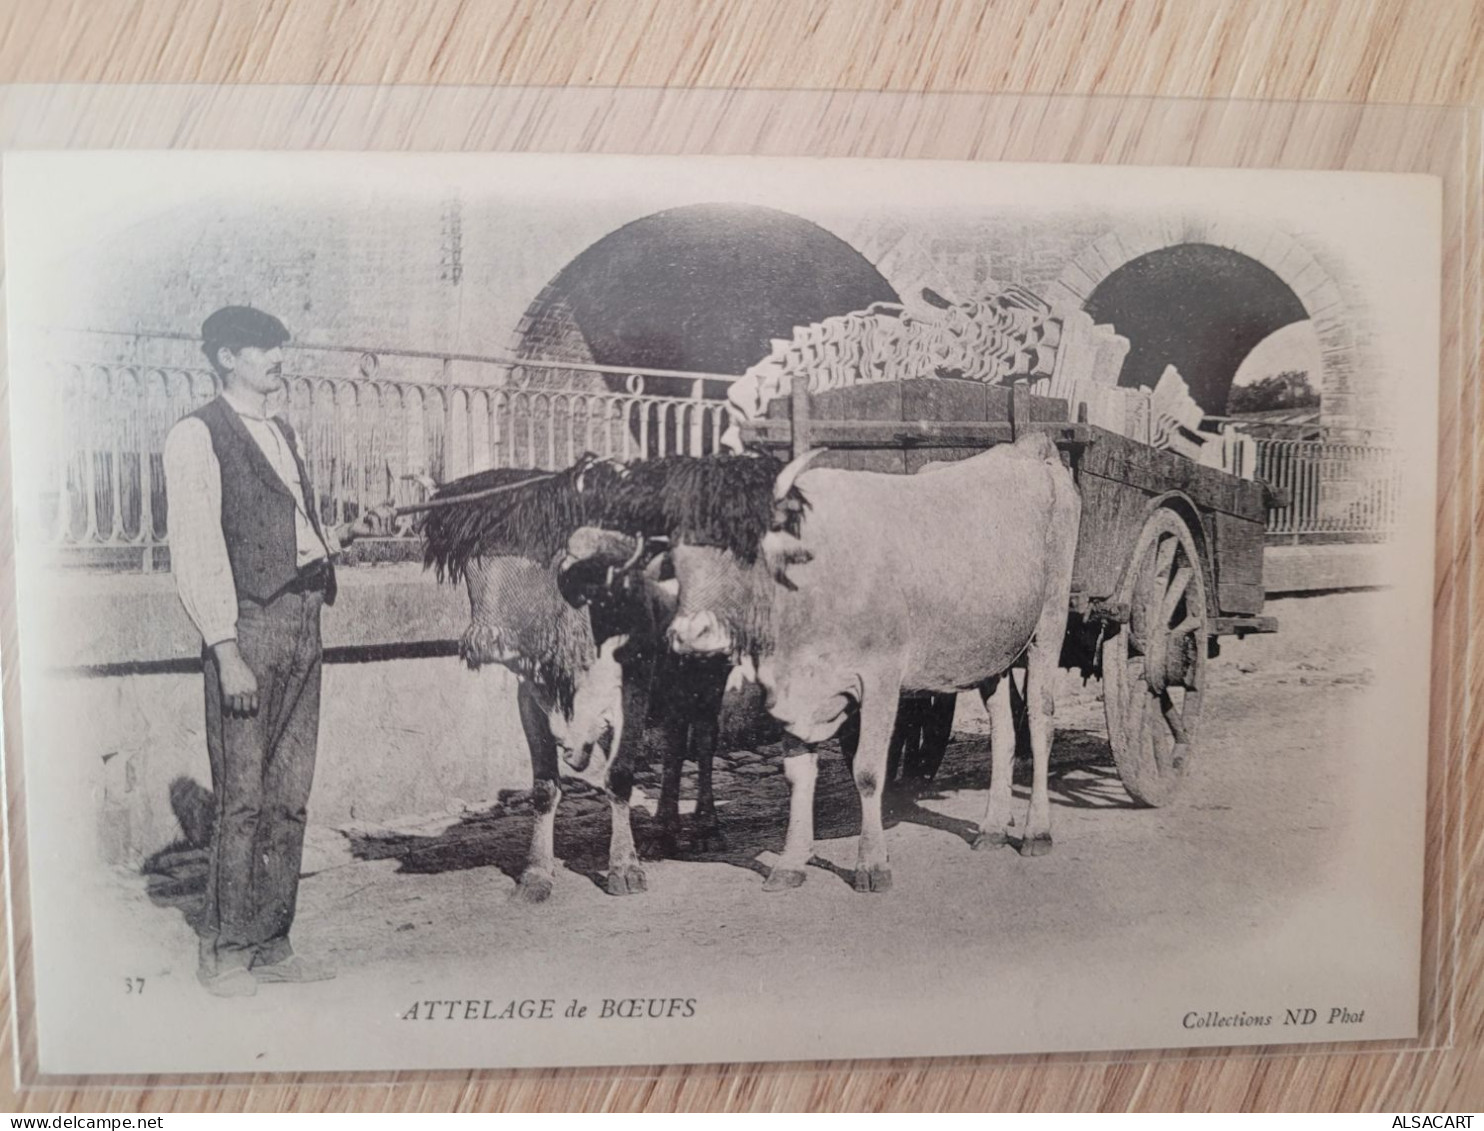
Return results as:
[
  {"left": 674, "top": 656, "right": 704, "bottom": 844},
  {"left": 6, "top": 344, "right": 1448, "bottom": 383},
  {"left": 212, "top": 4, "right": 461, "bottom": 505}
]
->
[
  {"left": 336, "top": 727, "right": 1131, "bottom": 891},
  {"left": 139, "top": 727, "right": 1131, "bottom": 906},
  {"left": 141, "top": 778, "right": 215, "bottom": 916}
]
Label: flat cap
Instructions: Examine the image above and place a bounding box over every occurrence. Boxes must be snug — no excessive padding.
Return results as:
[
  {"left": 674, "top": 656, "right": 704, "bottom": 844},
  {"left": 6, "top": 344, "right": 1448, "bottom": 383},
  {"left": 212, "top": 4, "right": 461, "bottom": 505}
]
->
[{"left": 200, "top": 306, "right": 290, "bottom": 351}]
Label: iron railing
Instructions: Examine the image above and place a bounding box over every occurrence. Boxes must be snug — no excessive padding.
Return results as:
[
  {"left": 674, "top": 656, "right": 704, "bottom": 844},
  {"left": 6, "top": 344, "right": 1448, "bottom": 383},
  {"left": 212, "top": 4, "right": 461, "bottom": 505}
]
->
[
  {"left": 34, "top": 350, "right": 1403, "bottom": 569},
  {"left": 1252, "top": 437, "right": 1401, "bottom": 540},
  {"left": 38, "top": 357, "right": 735, "bottom": 570}
]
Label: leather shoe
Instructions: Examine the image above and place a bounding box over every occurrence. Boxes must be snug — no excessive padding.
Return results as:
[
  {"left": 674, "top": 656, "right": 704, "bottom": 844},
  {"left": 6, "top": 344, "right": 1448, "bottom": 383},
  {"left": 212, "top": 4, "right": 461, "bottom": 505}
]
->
[
  {"left": 198, "top": 966, "right": 258, "bottom": 998},
  {"left": 252, "top": 955, "right": 336, "bottom": 983}
]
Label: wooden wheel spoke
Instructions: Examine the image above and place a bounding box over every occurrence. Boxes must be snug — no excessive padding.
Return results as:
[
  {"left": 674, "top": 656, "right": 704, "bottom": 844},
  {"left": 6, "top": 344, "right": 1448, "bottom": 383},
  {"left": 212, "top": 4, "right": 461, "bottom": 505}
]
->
[
  {"left": 1160, "top": 564, "right": 1193, "bottom": 625},
  {"left": 1157, "top": 692, "right": 1192, "bottom": 775},
  {"left": 1172, "top": 615, "right": 1202, "bottom": 636},
  {"left": 1131, "top": 537, "right": 1169, "bottom": 648},
  {"left": 1151, "top": 533, "right": 1177, "bottom": 587},
  {"left": 1142, "top": 686, "right": 1181, "bottom": 776},
  {"left": 1158, "top": 689, "right": 1190, "bottom": 746}
]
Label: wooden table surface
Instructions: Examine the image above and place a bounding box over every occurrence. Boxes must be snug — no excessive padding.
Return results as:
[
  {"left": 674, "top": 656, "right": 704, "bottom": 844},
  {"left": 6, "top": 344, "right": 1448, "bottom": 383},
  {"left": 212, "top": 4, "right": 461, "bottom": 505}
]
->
[{"left": 0, "top": 0, "right": 1479, "bottom": 1113}]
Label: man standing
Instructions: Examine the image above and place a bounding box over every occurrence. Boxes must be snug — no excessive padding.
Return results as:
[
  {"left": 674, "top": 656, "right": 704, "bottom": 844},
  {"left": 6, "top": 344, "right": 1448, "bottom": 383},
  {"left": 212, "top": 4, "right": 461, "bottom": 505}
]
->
[{"left": 164, "top": 306, "right": 337, "bottom": 997}]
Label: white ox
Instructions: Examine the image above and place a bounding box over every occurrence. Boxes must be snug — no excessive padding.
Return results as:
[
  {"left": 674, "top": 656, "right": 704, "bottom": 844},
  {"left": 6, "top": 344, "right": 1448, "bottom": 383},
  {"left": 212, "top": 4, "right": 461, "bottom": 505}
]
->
[{"left": 667, "top": 431, "right": 1081, "bottom": 892}]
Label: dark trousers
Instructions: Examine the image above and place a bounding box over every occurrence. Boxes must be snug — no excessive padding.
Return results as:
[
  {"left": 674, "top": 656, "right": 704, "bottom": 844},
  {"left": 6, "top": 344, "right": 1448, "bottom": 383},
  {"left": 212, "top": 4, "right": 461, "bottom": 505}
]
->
[{"left": 199, "top": 589, "right": 324, "bottom": 974}]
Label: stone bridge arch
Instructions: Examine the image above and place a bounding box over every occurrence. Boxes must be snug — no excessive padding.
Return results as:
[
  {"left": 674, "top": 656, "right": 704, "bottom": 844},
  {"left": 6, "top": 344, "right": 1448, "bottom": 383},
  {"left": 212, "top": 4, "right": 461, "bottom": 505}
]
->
[
  {"left": 1045, "top": 220, "right": 1357, "bottom": 423},
  {"left": 510, "top": 203, "right": 898, "bottom": 400}
]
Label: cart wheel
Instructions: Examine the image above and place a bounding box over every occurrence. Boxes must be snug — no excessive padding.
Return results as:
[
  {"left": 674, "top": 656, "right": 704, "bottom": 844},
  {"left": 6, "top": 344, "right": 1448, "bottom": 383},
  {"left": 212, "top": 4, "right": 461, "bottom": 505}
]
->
[{"left": 1103, "top": 509, "right": 1208, "bottom": 807}]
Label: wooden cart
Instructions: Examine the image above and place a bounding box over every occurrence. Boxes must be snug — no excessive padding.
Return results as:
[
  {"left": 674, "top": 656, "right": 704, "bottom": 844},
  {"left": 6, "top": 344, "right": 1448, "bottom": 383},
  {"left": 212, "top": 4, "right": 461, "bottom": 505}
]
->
[{"left": 738, "top": 376, "right": 1279, "bottom": 807}]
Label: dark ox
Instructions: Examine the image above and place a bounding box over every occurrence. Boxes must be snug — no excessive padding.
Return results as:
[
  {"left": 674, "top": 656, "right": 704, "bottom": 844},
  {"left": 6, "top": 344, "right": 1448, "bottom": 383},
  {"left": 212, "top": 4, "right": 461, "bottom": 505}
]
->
[
  {"left": 575, "top": 434, "right": 1080, "bottom": 893},
  {"left": 420, "top": 459, "right": 735, "bottom": 902}
]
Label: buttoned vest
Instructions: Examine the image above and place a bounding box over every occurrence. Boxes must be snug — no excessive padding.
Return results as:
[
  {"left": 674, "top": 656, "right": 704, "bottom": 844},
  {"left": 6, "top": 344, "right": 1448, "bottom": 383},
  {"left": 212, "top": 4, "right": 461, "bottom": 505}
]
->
[{"left": 188, "top": 397, "right": 337, "bottom": 606}]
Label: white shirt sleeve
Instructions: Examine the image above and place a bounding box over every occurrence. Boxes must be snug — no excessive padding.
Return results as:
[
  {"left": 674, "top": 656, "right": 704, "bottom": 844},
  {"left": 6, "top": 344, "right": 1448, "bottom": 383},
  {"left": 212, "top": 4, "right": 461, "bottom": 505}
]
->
[{"left": 162, "top": 417, "right": 238, "bottom": 648}]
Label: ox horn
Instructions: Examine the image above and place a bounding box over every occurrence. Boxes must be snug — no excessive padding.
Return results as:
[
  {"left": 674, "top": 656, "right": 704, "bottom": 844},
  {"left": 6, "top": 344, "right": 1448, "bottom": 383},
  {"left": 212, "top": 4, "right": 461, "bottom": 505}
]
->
[
  {"left": 620, "top": 530, "right": 645, "bottom": 572},
  {"left": 773, "top": 448, "right": 828, "bottom": 501}
]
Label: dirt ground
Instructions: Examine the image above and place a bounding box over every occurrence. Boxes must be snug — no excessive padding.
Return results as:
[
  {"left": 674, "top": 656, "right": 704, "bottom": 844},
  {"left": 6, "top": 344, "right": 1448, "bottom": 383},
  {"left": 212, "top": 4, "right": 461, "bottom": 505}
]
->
[{"left": 93, "top": 589, "right": 1396, "bottom": 1068}]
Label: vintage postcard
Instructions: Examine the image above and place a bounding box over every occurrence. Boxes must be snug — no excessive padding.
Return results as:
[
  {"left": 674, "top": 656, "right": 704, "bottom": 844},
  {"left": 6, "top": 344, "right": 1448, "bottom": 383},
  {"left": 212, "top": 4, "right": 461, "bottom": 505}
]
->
[{"left": 1, "top": 151, "right": 1440, "bottom": 1074}]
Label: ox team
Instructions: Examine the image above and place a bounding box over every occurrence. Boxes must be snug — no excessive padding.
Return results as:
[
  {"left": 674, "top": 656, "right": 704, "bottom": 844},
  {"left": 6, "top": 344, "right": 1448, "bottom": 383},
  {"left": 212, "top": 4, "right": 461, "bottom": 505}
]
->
[
  {"left": 165, "top": 306, "right": 1080, "bottom": 998},
  {"left": 424, "top": 433, "right": 1079, "bottom": 899}
]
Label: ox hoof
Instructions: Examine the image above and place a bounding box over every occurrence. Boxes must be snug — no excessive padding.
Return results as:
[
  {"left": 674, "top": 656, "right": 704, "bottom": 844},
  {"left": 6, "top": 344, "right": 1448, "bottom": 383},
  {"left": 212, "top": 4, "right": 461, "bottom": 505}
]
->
[
  {"left": 606, "top": 865, "right": 648, "bottom": 896},
  {"left": 510, "top": 872, "right": 554, "bottom": 904},
  {"left": 1019, "top": 833, "right": 1054, "bottom": 857},
  {"left": 762, "top": 866, "right": 808, "bottom": 892},
  {"left": 852, "top": 864, "right": 893, "bottom": 893},
  {"left": 971, "top": 830, "right": 1012, "bottom": 851}
]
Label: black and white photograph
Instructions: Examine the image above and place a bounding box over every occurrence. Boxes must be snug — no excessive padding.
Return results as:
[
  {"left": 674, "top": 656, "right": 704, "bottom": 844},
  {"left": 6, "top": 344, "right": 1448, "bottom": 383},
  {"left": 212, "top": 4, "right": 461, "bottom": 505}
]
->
[{"left": 1, "top": 150, "right": 1440, "bottom": 1074}]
